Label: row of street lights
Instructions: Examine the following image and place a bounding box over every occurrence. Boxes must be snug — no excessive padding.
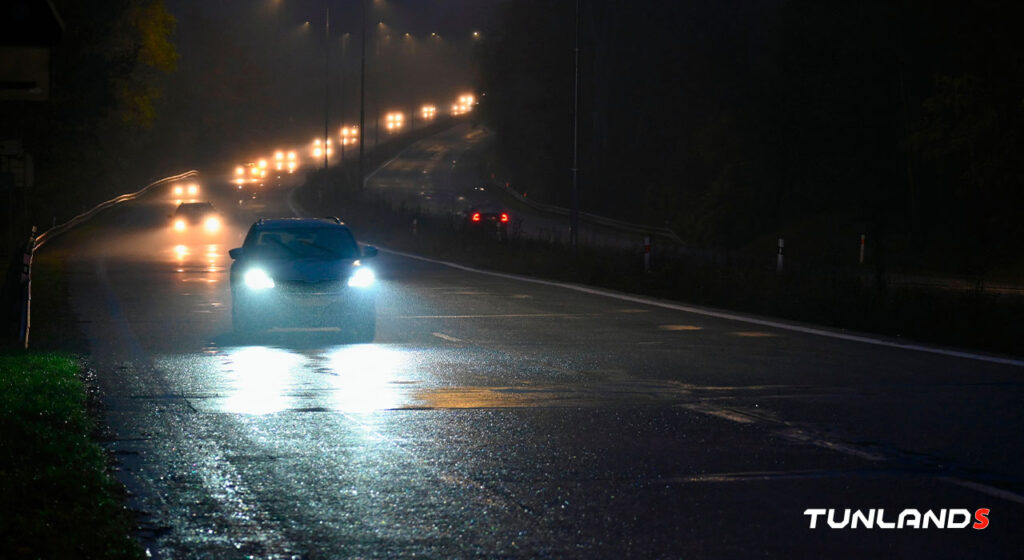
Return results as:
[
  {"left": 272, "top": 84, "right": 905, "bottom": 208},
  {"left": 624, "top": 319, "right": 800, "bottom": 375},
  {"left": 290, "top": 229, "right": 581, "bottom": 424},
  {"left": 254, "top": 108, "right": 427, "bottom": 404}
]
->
[
  {"left": 274, "top": 2, "right": 483, "bottom": 192},
  {"left": 231, "top": 91, "right": 474, "bottom": 180}
]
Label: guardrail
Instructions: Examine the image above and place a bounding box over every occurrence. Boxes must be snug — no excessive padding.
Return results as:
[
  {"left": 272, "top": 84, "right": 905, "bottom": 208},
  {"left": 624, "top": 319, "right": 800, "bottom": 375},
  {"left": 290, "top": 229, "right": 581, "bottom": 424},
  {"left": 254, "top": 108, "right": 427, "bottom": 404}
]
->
[
  {"left": 12, "top": 170, "right": 199, "bottom": 348},
  {"left": 493, "top": 180, "right": 685, "bottom": 244},
  {"left": 33, "top": 170, "right": 199, "bottom": 251}
]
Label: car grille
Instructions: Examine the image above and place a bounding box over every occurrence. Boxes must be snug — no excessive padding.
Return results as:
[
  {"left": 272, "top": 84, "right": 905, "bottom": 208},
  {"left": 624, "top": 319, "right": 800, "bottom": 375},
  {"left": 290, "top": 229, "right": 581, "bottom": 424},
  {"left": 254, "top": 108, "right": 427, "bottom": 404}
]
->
[{"left": 275, "top": 279, "right": 345, "bottom": 296}]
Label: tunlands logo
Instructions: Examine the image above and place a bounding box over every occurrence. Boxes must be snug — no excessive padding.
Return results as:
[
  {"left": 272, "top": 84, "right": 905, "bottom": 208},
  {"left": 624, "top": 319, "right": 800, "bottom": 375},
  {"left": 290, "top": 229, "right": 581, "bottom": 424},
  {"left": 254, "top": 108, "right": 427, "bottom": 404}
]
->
[{"left": 804, "top": 508, "right": 990, "bottom": 529}]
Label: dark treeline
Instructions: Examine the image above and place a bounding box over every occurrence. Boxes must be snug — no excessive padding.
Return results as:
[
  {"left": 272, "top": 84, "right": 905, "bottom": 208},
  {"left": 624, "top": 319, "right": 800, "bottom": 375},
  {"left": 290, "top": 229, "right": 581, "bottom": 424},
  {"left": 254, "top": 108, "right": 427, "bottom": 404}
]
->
[
  {"left": 479, "top": 0, "right": 1024, "bottom": 274},
  {"left": 1, "top": 0, "right": 177, "bottom": 235}
]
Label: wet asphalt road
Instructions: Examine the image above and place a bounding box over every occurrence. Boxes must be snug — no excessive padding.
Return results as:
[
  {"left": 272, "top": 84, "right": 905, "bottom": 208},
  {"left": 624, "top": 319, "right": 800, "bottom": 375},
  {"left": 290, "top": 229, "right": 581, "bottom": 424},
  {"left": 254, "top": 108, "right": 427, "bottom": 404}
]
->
[
  {"left": 364, "top": 124, "right": 647, "bottom": 249},
  {"left": 32, "top": 130, "right": 1024, "bottom": 558}
]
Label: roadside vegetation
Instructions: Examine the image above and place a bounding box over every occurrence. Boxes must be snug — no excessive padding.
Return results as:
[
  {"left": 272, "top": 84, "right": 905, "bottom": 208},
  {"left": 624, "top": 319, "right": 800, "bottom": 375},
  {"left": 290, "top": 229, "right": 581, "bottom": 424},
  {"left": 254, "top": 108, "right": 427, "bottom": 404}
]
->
[
  {"left": 478, "top": 1, "right": 1024, "bottom": 285},
  {"left": 0, "top": 352, "right": 142, "bottom": 560}
]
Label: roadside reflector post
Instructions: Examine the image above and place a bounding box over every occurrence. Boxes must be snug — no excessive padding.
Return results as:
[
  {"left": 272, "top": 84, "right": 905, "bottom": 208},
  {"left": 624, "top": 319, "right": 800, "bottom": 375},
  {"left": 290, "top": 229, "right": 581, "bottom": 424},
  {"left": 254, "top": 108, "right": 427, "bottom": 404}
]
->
[
  {"left": 859, "top": 234, "right": 866, "bottom": 265},
  {"left": 412, "top": 218, "right": 418, "bottom": 236},
  {"left": 776, "top": 237, "right": 784, "bottom": 273},
  {"left": 643, "top": 236, "right": 651, "bottom": 273},
  {"left": 19, "top": 225, "right": 36, "bottom": 349}
]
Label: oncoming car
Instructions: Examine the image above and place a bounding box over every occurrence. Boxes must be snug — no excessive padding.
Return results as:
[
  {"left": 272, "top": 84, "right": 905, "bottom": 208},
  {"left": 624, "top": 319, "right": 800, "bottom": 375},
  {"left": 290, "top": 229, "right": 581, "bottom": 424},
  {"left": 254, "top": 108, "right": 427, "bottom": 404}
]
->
[
  {"left": 228, "top": 217, "right": 379, "bottom": 339},
  {"left": 172, "top": 202, "right": 221, "bottom": 234},
  {"left": 172, "top": 182, "right": 200, "bottom": 199}
]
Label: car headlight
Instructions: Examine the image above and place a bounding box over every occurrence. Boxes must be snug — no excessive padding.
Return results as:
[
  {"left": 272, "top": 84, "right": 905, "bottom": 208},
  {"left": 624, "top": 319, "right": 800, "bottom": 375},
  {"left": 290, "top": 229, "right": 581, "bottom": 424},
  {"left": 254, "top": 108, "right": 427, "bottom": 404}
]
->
[
  {"left": 204, "top": 216, "right": 221, "bottom": 232},
  {"left": 244, "top": 268, "right": 275, "bottom": 290},
  {"left": 348, "top": 267, "right": 375, "bottom": 288},
  {"left": 173, "top": 219, "right": 186, "bottom": 231}
]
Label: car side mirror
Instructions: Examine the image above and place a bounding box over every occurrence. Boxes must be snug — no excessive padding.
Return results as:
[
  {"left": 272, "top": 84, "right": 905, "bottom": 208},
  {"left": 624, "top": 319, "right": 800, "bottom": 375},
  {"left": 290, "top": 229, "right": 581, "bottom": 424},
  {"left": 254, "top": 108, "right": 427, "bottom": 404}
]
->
[
  {"left": 362, "top": 245, "right": 378, "bottom": 258},
  {"left": 228, "top": 248, "right": 243, "bottom": 260}
]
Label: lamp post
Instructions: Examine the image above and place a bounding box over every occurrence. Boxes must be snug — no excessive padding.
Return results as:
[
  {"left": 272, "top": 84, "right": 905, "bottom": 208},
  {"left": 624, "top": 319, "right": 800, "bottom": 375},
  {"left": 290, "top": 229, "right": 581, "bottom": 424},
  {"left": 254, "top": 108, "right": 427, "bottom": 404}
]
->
[
  {"left": 358, "top": 0, "right": 367, "bottom": 192},
  {"left": 570, "top": 0, "right": 580, "bottom": 253},
  {"left": 323, "top": 6, "right": 330, "bottom": 171}
]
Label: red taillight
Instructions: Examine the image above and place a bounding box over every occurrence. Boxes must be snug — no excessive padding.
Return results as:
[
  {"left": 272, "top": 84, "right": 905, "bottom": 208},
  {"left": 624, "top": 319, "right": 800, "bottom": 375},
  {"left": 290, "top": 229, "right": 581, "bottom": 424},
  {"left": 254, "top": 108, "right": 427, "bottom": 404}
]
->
[
  {"left": 500, "top": 212, "right": 509, "bottom": 223},
  {"left": 471, "top": 212, "right": 481, "bottom": 222}
]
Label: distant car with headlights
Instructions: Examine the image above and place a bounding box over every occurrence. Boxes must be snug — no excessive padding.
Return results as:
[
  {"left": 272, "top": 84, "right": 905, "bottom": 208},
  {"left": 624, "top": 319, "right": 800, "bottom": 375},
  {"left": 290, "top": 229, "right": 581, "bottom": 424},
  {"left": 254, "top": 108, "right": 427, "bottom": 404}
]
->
[
  {"left": 172, "top": 202, "right": 221, "bottom": 234},
  {"left": 172, "top": 182, "right": 200, "bottom": 199},
  {"left": 234, "top": 161, "right": 267, "bottom": 185},
  {"left": 228, "top": 217, "right": 378, "bottom": 339},
  {"left": 462, "top": 206, "right": 510, "bottom": 242}
]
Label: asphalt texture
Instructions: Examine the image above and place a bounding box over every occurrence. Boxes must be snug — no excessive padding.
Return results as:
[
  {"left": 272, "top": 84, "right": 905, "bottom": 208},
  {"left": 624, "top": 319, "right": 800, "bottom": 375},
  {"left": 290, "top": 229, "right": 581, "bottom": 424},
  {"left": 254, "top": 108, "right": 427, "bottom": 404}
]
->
[{"left": 31, "top": 126, "right": 1024, "bottom": 558}]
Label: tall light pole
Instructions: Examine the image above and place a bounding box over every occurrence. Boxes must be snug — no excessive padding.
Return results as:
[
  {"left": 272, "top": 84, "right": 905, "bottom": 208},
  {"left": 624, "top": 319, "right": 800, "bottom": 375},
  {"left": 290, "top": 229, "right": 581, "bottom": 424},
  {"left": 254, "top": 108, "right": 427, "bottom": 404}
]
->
[
  {"left": 323, "top": 6, "right": 330, "bottom": 171},
  {"left": 570, "top": 0, "right": 581, "bottom": 253},
  {"left": 358, "top": 0, "right": 367, "bottom": 192}
]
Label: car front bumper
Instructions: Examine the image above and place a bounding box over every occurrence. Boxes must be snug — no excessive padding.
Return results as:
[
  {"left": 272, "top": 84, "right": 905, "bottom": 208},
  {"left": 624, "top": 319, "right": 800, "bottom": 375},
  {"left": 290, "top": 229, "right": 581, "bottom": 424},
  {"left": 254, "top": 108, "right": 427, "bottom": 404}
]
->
[{"left": 233, "top": 284, "right": 375, "bottom": 327}]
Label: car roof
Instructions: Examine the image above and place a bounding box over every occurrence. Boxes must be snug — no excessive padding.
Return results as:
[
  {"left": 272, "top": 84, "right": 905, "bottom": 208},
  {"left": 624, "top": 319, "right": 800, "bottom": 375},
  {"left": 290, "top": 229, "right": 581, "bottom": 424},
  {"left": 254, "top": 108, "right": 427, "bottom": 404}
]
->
[{"left": 251, "top": 217, "right": 347, "bottom": 230}]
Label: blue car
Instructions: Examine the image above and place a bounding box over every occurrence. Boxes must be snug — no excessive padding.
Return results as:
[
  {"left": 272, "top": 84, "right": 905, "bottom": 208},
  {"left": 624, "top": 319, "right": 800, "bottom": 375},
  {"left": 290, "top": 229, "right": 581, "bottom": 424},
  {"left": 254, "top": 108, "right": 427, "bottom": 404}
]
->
[{"left": 228, "top": 217, "right": 378, "bottom": 340}]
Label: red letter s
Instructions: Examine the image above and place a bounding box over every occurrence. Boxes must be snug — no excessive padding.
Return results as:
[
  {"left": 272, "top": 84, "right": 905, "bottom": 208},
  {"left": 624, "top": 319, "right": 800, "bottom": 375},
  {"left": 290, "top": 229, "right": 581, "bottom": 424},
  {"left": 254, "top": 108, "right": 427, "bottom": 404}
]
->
[{"left": 973, "top": 508, "right": 990, "bottom": 530}]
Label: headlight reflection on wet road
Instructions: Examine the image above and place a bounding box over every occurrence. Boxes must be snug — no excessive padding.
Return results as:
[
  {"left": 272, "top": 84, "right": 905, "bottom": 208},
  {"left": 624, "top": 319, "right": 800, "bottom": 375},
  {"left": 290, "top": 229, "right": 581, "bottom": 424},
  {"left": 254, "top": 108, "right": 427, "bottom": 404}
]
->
[
  {"left": 216, "top": 345, "right": 414, "bottom": 415},
  {"left": 169, "top": 242, "right": 226, "bottom": 278},
  {"left": 221, "top": 346, "right": 304, "bottom": 414},
  {"left": 325, "top": 345, "right": 410, "bottom": 413}
]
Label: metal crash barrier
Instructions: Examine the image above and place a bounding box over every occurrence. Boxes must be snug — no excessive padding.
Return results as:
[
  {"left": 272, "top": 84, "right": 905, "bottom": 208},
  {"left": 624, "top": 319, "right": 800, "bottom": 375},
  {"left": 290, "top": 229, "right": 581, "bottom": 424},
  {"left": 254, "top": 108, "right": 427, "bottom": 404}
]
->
[{"left": 7, "top": 170, "right": 198, "bottom": 348}]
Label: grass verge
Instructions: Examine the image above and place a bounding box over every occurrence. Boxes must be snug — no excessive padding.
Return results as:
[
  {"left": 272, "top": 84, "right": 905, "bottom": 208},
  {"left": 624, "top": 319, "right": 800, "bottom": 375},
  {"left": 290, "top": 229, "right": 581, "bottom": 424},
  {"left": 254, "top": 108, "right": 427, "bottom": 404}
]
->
[{"left": 0, "top": 352, "right": 142, "bottom": 560}]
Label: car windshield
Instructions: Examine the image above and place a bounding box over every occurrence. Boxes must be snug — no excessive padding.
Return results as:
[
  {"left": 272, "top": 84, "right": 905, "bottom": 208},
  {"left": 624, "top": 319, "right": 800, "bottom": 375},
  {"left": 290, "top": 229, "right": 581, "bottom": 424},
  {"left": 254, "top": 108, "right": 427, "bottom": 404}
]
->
[
  {"left": 246, "top": 227, "right": 359, "bottom": 259},
  {"left": 175, "top": 203, "right": 214, "bottom": 216}
]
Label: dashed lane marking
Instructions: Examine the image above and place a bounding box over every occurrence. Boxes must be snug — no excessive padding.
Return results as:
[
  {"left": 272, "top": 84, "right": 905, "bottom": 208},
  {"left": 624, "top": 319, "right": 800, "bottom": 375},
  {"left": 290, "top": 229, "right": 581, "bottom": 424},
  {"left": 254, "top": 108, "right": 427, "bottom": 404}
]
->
[{"left": 431, "top": 332, "right": 463, "bottom": 343}]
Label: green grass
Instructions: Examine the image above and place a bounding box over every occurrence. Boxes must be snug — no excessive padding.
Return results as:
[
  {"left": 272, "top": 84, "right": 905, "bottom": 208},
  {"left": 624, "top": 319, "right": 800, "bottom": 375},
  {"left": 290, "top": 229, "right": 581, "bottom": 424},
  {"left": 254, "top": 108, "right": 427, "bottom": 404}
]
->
[{"left": 0, "top": 352, "right": 142, "bottom": 560}]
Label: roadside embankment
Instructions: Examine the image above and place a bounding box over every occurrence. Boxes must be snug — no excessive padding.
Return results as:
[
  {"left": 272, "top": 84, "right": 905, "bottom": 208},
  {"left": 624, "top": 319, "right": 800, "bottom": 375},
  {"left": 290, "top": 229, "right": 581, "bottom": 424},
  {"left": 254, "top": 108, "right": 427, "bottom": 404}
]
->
[{"left": 0, "top": 352, "right": 142, "bottom": 559}]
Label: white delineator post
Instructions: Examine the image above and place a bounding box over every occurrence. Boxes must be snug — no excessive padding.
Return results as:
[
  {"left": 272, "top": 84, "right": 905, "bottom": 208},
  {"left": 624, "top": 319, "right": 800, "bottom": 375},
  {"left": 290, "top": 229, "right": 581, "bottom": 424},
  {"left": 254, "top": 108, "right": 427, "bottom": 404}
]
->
[
  {"left": 643, "top": 236, "right": 651, "bottom": 273},
  {"left": 777, "top": 237, "right": 784, "bottom": 273}
]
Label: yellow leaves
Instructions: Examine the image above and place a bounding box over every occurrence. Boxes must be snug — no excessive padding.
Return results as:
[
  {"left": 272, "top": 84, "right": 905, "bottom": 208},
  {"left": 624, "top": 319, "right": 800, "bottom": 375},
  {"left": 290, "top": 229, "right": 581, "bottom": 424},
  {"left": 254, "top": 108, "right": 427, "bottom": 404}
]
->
[{"left": 129, "top": 0, "right": 178, "bottom": 73}]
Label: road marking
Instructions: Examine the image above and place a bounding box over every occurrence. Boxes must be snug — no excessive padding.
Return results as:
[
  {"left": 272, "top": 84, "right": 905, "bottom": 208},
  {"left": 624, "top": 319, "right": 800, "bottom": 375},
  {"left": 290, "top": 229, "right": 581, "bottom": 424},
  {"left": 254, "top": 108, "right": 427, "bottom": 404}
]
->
[
  {"left": 660, "top": 324, "right": 702, "bottom": 331},
  {"left": 398, "top": 313, "right": 576, "bottom": 319},
  {"left": 431, "top": 332, "right": 463, "bottom": 343},
  {"left": 268, "top": 326, "right": 340, "bottom": 333},
  {"left": 679, "top": 403, "right": 757, "bottom": 424},
  {"left": 943, "top": 477, "right": 1024, "bottom": 506},
  {"left": 376, "top": 247, "right": 1024, "bottom": 368},
  {"left": 734, "top": 331, "right": 776, "bottom": 338}
]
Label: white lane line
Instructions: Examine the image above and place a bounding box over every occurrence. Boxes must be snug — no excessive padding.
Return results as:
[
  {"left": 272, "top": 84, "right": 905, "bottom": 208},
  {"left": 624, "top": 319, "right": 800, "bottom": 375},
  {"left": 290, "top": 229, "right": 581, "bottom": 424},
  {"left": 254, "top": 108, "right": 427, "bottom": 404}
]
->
[
  {"left": 377, "top": 247, "right": 1024, "bottom": 368},
  {"left": 401, "top": 313, "right": 574, "bottom": 319},
  {"left": 432, "top": 332, "right": 463, "bottom": 343},
  {"left": 678, "top": 404, "right": 757, "bottom": 424},
  {"left": 943, "top": 477, "right": 1024, "bottom": 506}
]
